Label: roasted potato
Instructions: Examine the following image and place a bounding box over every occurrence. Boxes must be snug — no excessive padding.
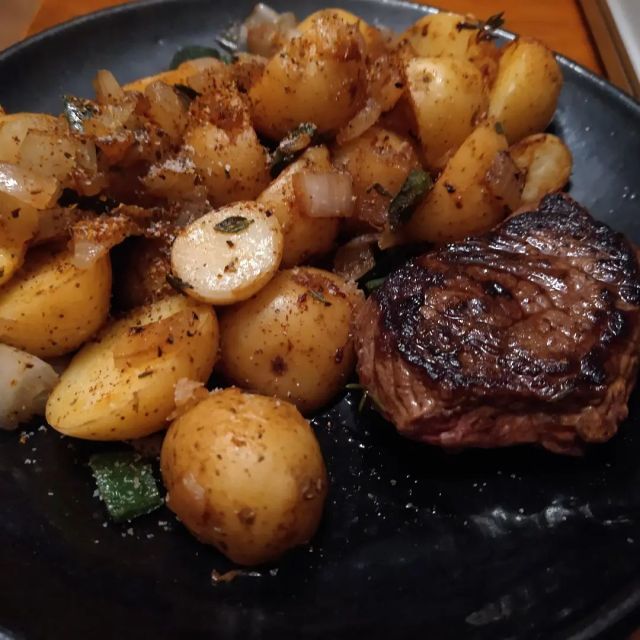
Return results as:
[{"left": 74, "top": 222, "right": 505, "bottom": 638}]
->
[
  {"left": 402, "top": 12, "right": 500, "bottom": 84},
  {"left": 257, "top": 146, "right": 339, "bottom": 266},
  {"left": 171, "top": 201, "right": 283, "bottom": 305},
  {"left": 161, "top": 388, "right": 328, "bottom": 565},
  {"left": 0, "top": 245, "right": 111, "bottom": 357},
  {"left": 405, "top": 57, "right": 488, "bottom": 170},
  {"left": 333, "top": 126, "right": 420, "bottom": 232},
  {"left": 488, "top": 38, "right": 563, "bottom": 143},
  {"left": 404, "top": 121, "right": 520, "bottom": 242},
  {"left": 509, "top": 133, "right": 573, "bottom": 203},
  {"left": 0, "top": 192, "right": 39, "bottom": 286},
  {"left": 46, "top": 295, "right": 219, "bottom": 440},
  {"left": 249, "top": 12, "right": 367, "bottom": 139},
  {"left": 219, "top": 267, "right": 363, "bottom": 413}
]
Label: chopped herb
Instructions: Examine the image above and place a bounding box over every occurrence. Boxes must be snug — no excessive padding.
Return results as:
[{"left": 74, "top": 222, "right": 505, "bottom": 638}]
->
[
  {"left": 269, "top": 122, "right": 318, "bottom": 178},
  {"left": 345, "top": 383, "right": 384, "bottom": 413},
  {"left": 388, "top": 169, "right": 433, "bottom": 230},
  {"left": 456, "top": 12, "right": 505, "bottom": 42},
  {"left": 89, "top": 452, "right": 163, "bottom": 522},
  {"left": 309, "top": 289, "right": 332, "bottom": 306},
  {"left": 494, "top": 121, "right": 505, "bottom": 135},
  {"left": 214, "top": 215, "right": 254, "bottom": 233},
  {"left": 173, "top": 83, "right": 202, "bottom": 101},
  {"left": 63, "top": 96, "right": 97, "bottom": 133},
  {"left": 170, "top": 45, "right": 233, "bottom": 70},
  {"left": 166, "top": 273, "right": 194, "bottom": 292},
  {"left": 364, "top": 277, "right": 386, "bottom": 293},
  {"left": 367, "top": 182, "right": 392, "bottom": 197}
]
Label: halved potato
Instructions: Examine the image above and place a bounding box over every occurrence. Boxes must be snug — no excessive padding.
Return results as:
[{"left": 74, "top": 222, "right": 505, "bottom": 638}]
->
[
  {"left": 509, "top": 133, "right": 573, "bottom": 203},
  {"left": 405, "top": 57, "right": 488, "bottom": 170},
  {"left": 488, "top": 38, "right": 563, "bottom": 143},
  {"left": 0, "top": 191, "right": 39, "bottom": 286},
  {"left": 46, "top": 295, "right": 219, "bottom": 440},
  {"left": 171, "top": 201, "right": 283, "bottom": 305},
  {"left": 257, "top": 146, "right": 339, "bottom": 267},
  {"left": 403, "top": 121, "right": 513, "bottom": 242},
  {"left": 0, "top": 245, "right": 111, "bottom": 357}
]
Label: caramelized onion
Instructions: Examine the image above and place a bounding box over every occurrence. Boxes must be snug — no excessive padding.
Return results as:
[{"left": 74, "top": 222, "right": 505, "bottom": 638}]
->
[
  {"left": 0, "top": 344, "right": 58, "bottom": 430},
  {"left": 333, "top": 234, "right": 378, "bottom": 281},
  {"left": 93, "top": 69, "right": 125, "bottom": 105},
  {"left": 484, "top": 151, "right": 525, "bottom": 211},
  {"left": 241, "top": 3, "right": 298, "bottom": 57},
  {"left": 0, "top": 161, "right": 61, "bottom": 209},
  {"left": 336, "top": 98, "right": 382, "bottom": 146},
  {"left": 292, "top": 171, "right": 354, "bottom": 218}
]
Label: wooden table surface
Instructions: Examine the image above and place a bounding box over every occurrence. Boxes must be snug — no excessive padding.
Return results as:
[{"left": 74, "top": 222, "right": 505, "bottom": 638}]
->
[{"left": 27, "top": 0, "right": 604, "bottom": 75}]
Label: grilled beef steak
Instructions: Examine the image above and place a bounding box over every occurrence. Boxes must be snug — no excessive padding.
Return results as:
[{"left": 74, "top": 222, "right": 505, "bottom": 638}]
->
[{"left": 353, "top": 194, "right": 640, "bottom": 454}]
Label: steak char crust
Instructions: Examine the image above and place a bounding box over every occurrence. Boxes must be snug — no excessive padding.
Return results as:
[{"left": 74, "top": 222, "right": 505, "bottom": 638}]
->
[{"left": 354, "top": 194, "right": 640, "bottom": 454}]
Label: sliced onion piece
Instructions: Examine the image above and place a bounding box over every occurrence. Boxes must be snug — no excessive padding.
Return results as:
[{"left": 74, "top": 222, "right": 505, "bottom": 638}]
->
[
  {"left": 242, "top": 3, "right": 298, "bottom": 57},
  {"left": 0, "top": 343, "right": 58, "bottom": 430},
  {"left": 333, "top": 234, "right": 378, "bottom": 281},
  {"left": 171, "top": 202, "right": 283, "bottom": 305},
  {"left": 483, "top": 150, "right": 525, "bottom": 211},
  {"left": 292, "top": 171, "right": 354, "bottom": 218},
  {"left": 0, "top": 161, "right": 61, "bottom": 209},
  {"left": 93, "top": 69, "right": 125, "bottom": 105},
  {"left": 336, "top": 97, "right": 382, "bottom": 146}
]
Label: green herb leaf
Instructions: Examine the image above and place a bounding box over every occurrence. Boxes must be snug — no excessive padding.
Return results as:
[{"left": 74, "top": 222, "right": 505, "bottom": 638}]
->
[
  {"left": 456, "top": 12, "right": 505, "bottom": 41},
  {"left": 170, "top": 45, "right": 233, "bottom": 70},
  {"left": 269, "top": 122, "right": 318, "bottom": 178},
  {"left": 364, "top": 277, "right": 386, "bottom": 293},
  {"left": 166, "top": 273, "right": 194, "bottom": 292},
  {"left": 494, "top": 121, "right": 505, "bottom": 135},
  {"left": 63, "top": 96, "right": 97, "bottom": 133},
  {"left": 309, "top": 289, "right": 332, "bottom": 306},
  {"left": 89, "top": 452, "right": 163, "bottom": 522},
  {"left": 214, "top": 215, "right": 254, "bottom": 233},
  {"left": 173, "top": 83, "right": 202, "bottom": 101},
  {"left": 367, "top": 182, "right": 392, "bottom": 197},
  {"left": 388, "top": 169, "right": 433, "bottom": 231}
]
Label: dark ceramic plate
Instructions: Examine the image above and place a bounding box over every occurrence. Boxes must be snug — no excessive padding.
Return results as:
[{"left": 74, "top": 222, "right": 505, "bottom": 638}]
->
[{"left": 1, "top": 1, "right": 640, "bottom": 639}]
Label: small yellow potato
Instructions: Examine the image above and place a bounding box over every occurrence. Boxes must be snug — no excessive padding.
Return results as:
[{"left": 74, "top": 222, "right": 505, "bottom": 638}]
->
[
  {"left": 0, "top": 191, "right": 39, "bottom": 286},
  {"left": 405, "top": 57, "right": 488, "bottom": 170},
  {"left": 46, "top": 295, "right": 219, "bottom": 440},
  {"left": 161, "top": 388, "right": 328, "bottom": 565},
  {"left": 402, "top": 12, "right": 500, "bottom": 84},
  {"left": 509, "top": 133, "right": 573, "bottom": 203},
  {"left": 0, "top": 246, "right": 111, "bottom": 357},
  {"left": 249, "top": 13, "right": 367, "bottom": 139},
  {"left": 219, "top": 267, "right": 363, "bottom": 413},
  {"left": 333, "top": 126, "right": 420, "bottom": 231},
  {"left": 257, "top": 146, "right": 339, "bottom": 267},
  {"left": 488, "top": 38, "right": 563, "bottom": 143},
  {"left": 171, "top": 202, "right": 283, "bottom": 305},
  {"left": 404, "top": 121, "right": 516, "bottom": 242},
  {"left": 184, "top": 123, "right": 270, "bottom": 206}
]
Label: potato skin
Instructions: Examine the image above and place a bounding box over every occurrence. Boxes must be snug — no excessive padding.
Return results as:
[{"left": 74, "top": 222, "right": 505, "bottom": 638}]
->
[
  {"left": 488, "top": 38, "right": 563, "bottom": 143},
  {"left": 46, "top": 295, "right": 219, "bottom": 440},
  {"left": 257, "top": 146, "right": 339, "bottom": 267},
  {"left": 0, "top": 246, "right": 111, "bottom": 357},
  {"left": 161, "top": 388, "right": 328, "bottom": 566},
  {"left": 405, "top": 57, "right": 488, "bottom": 170},
  {"left": 219, "top": 267, "right": 363, "bottom": 413},
  {"left": 404, "top": 121, "right": 510, "bottom": 242},
  {"left": 249, "top": 13, "right": 367, "bottom": 139}
]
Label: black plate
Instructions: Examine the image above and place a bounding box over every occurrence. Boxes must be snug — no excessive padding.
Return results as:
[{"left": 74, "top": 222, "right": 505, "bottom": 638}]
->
[{"left": 1, "top": 1, "right": 640, "bottom": 639}]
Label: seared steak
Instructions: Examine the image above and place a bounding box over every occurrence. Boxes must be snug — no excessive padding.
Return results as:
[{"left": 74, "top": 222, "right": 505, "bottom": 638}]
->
[{"left": 353, "top": 194, "right": 640, "bottom": 454}]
